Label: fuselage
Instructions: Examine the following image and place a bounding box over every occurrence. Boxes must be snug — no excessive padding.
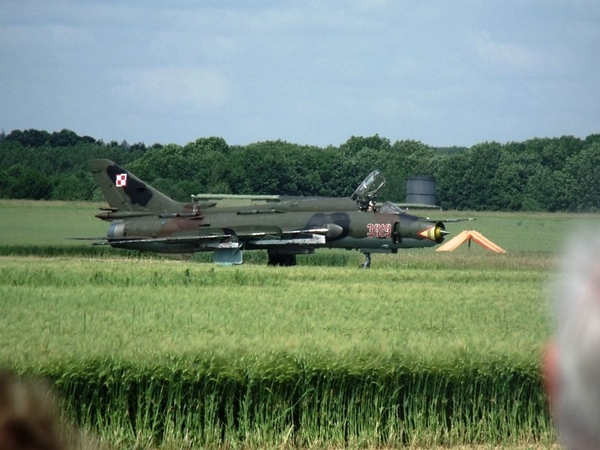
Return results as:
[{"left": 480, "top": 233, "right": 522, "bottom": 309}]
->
[
  {"left": 88, "top": 159, "right": 447, "bottom": 265},
  {"left": 104, "top": 197, "right": 445, "bottom": 254}
]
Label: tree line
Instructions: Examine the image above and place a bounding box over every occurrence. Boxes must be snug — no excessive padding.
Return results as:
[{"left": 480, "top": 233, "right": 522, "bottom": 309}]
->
[{"left": 1, "top": 128, "right": 599, "bottom": 211}]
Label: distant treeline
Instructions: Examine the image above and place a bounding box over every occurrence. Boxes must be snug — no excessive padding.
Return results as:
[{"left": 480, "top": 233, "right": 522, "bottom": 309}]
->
[{"left": 0, "top": 128, "right": 599, "bottom": 211}]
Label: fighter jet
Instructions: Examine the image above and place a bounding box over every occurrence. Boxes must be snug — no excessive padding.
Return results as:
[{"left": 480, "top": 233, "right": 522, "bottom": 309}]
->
[{"left": 87, "top": 159, "right": 448, "bottom": 267}]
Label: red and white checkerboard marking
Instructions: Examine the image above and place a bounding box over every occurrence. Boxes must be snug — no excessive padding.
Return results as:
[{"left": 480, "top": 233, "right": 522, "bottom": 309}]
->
[{"left": 116, "top": 173, "right": 128, "bottom": 187}]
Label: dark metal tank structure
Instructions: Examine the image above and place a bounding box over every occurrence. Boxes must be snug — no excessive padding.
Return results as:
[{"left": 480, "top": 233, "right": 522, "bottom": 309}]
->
[{"left": 406, "top": 176, "right": 436, "bottom": 206}]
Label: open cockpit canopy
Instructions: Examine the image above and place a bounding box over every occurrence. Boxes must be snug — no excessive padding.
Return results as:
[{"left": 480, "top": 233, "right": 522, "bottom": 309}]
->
[{"left": 351, "top": 170, "right": 386, "bottom": 203}]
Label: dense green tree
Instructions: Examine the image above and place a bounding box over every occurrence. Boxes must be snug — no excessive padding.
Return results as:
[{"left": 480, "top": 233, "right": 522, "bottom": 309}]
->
[
  {"left": 184, "top": 137, "right": 231, "bottom": 194},
  {"left": 563, "top": 142, "right": 600, "bottom": 211},
  {"left": 50, "top": 171, "right": 96, "bottom": 201},
  {"left": 229, "top": 142, "right": 287, "bottom": 195},
  {"left": 434, "top": 142, "right": 503, "bottom": 210},
  {"left": 382, "top": 140, "right": 439, "bottom": 202},
  {"left": 435, "top": 152, "right": 469, "bottom": 210},
  {"left": 126, "top": 137, "right": 230, "bottom": 200},
  {"left": 0, "top": 165, "right": 52, "bottom": 199},
  {"left": 314, "top": 146, "right": 350, "bottom": 197},
  {"left": 6, "top": 129, "right": 51, "bottom": 147},
  {"left": 337, "top": 136, "right": 391, "bottom": 192},
  {"left": 492, "top": 151, "right": 540, "bottom": 210},
  {"left": 49, "top": 129, "right": 80, "bottom": 147},
  {"left": 1, "top": 128, "right": 599, "bottom": 211}
]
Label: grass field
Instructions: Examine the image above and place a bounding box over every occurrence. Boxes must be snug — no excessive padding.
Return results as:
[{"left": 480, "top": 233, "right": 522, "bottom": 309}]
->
[
  {"left": 0, "top": 255, "right": 554, "bottom": 448},
  {"left": 0, "top": 199, "right": 107, "bottom": 246},
  {"left": 1, "top": 200, "right": 598, "bottom": 448},
  {"left": 0, "top": 256, "right": 550, "bottom": 366}
]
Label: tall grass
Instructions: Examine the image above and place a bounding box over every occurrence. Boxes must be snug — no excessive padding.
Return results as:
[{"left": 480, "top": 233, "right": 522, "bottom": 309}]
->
[
  {"left": 0, "top": 255, "right": 555, "bottom": 447},
  {"left": 22, "top": 355, "right": 551, "bottom": 448}
]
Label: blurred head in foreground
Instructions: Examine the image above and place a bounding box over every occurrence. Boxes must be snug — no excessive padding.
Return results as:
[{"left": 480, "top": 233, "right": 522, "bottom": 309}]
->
[
  {"left": 544, "top": 233, "right": 600, "bottom": 449},
  {"left": 0, "top": 371, "right": 98, "bottom": 450}
]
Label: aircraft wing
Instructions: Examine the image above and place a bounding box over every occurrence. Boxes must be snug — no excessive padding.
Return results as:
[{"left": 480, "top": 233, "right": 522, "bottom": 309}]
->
[{"left": 91, "top": 226, "right": 330, "bottom": 247}]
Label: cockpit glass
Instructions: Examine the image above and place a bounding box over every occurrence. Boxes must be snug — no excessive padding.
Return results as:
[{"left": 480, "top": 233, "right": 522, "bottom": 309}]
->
[
  {"left": 379, "top": 201, "right": 404, "bottom": 214},
  {"left": 352, "top": 170, "right": 386, "bottom": 201}
]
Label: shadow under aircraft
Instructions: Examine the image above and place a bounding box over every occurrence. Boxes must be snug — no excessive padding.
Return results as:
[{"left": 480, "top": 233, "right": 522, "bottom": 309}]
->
[{"left": 85, "top": 160, "right": 448, "bottom": 267}]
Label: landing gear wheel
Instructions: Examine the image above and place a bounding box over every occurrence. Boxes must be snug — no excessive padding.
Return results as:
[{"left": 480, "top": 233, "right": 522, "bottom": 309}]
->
[
  {"left": 360, "top": 253, "right": 371, "bottom": 269},
  {"left": 267, "top": 252, "right": 297, "bottom": 266}
]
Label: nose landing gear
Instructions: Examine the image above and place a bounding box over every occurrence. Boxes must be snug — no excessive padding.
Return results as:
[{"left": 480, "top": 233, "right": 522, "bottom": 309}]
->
[{"left": 360, "top": 252, "right": 371, "bottom": 269}]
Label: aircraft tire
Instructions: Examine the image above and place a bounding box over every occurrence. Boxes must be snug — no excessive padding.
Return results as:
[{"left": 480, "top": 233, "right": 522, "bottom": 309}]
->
[{"left": 267, "top": 252, "right": 297, "bottom": 267}]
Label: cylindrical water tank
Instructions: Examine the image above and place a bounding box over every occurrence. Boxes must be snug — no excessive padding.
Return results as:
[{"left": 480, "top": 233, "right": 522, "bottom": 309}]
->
[{"left": 406, "top": 176, "right": 436, "bottom": 205}]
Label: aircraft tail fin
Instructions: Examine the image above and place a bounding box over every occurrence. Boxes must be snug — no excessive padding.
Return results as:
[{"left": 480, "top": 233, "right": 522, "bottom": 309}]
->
[{"left": 89, "top": 159, "right": 184, "bottom": 213}]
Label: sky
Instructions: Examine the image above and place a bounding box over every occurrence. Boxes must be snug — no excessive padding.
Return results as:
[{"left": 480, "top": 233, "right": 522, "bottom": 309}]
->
[{"left": 1, "top": 1, "right": 599, "bottom": 148}]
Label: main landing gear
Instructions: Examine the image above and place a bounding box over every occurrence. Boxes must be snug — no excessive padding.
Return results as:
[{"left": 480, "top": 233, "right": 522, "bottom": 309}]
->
[
  {"left": 267, "top": 251, "right": 297, "bottom": 266},
  {"left": 360, "top": 252, "right": 371, "bottom": 269}
]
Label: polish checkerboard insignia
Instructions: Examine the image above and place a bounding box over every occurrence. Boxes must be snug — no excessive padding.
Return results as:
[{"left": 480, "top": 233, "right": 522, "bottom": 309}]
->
[{"left": 116, "top": 173, "right": 127, "bottom": 187}]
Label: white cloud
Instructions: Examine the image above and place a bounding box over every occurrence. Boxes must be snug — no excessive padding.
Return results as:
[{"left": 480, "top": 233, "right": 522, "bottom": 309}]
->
[
  {"left": 1, "top": 1, "right": 599, "bottom": 147},
  {"left": 114, "top": 67, "right": 231, "bottom": 110},
  {"left": 473, "top": 33, "right": 543, "bottom": 73}
]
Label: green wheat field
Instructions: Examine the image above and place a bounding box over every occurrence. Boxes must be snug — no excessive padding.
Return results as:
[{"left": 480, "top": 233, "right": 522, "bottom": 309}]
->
[{"left": 1, "top": 199, "right": 599, "bottom": 449}]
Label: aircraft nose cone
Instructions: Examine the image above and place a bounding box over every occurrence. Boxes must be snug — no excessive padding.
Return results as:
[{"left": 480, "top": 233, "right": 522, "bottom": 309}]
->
[
  {"left": 433, "top": 223, "right": 448, "bottom": 242},
  {"left": 416, "top": 221, "right": 447, "bottom": 243}
]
